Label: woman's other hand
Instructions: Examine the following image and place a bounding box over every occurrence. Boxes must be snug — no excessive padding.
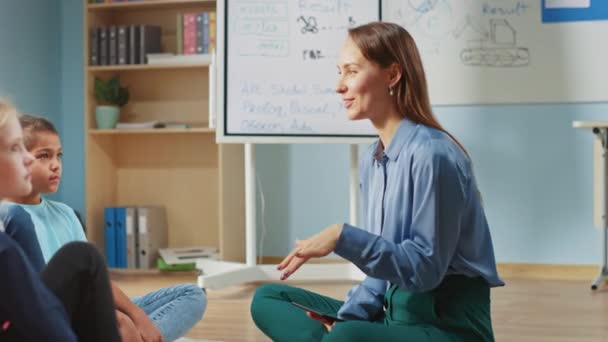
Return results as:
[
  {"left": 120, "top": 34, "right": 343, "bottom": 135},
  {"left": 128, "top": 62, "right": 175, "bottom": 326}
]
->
[{"left": 306, "top": 311, "right": 337, "bottom": 332}]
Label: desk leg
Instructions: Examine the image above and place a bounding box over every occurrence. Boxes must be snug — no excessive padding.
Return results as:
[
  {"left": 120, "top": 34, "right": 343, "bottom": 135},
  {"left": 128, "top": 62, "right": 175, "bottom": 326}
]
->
[
  {"left": 591, "top": 227, "right": 608, "bottom": 290},
  {"left": 592, "top": 128, "right": 608, "bottom": 290}
]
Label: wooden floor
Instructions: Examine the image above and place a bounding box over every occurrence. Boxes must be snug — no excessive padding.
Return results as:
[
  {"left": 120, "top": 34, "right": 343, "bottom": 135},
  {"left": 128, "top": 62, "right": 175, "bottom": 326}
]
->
[{"left": 113, "top": 273, "right": 608, "bottom": 341}]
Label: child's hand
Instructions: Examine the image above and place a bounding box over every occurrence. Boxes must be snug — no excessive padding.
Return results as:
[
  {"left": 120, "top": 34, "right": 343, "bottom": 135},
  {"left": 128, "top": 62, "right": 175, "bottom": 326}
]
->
[
  {"left": 306, "top": 311, "right": 337, "bottom": 332},
  {"left": 132, "top": 312, "right": 163, "bottom": 342},
  {"left": 116, "top": 310, "right": 143, "bottom": 342}
]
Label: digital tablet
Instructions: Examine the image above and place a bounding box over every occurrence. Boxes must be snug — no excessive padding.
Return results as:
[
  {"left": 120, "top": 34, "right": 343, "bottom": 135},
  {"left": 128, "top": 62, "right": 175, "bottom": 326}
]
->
[{"left": 291, "top": 301, "right": 344, "bottom": 322}]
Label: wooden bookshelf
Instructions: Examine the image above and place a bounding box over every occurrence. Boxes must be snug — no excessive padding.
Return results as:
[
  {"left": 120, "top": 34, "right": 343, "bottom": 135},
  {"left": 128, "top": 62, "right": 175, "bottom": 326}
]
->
[{"left": 83, "top": 0, "right": 245, "bottom": 264}]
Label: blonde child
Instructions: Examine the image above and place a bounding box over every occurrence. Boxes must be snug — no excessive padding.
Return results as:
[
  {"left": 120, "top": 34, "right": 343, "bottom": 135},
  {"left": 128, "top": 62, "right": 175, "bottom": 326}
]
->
[
  {"left": 0, "top": 100, "right": 120, "bottom": 341},
  {"left": 7, "top": 114, "right": 206, "bottom": 342}
]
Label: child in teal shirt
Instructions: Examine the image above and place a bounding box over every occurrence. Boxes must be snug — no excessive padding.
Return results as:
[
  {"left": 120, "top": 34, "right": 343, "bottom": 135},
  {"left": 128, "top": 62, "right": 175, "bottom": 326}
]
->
[{"left": 7, "top": 114, "right": 206, "bottom": 342}]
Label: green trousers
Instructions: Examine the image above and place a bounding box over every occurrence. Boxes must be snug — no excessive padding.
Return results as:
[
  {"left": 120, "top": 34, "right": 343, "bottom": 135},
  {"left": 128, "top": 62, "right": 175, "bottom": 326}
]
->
[{"left": 250, "top": 275, "right": 495, "bottom": 342}]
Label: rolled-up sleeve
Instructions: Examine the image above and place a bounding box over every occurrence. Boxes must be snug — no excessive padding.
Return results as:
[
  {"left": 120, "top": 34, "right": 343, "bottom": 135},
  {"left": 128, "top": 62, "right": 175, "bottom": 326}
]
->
[{"left": 337, "top": 276, "right": 387, "bottom": 320}]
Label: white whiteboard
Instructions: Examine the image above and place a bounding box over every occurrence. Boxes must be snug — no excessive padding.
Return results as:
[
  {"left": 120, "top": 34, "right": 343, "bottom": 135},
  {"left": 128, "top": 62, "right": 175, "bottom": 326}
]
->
[
  {"left": 383, "top": 0, "right": 608, "bottom": 105},
  {"left": 217, "top": 0, "right": 379, "bottom": 143}
]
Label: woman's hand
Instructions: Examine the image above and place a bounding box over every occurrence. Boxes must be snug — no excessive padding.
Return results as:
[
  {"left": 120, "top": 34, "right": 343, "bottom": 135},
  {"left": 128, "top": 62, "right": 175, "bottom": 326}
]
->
[{"left": 277, "top": 224, "right": 343, "bottom": 280}]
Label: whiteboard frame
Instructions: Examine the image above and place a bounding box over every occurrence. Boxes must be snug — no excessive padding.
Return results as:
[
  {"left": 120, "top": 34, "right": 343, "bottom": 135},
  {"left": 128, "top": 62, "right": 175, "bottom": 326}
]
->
[{"left": 216, "top": 0, "right": 381, "bottom": 144}]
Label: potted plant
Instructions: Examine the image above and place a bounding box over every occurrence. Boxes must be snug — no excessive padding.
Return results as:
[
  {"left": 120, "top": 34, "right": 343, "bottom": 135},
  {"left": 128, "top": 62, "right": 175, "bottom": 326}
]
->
[{"left": 94, "top": 75, "right": 129, "bottom": 129}]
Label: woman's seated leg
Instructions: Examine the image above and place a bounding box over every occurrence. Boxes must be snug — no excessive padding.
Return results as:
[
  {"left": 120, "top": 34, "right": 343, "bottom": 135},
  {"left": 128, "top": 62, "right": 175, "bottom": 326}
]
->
[{"left": 251, "top": 283, "right": 344, "bottom": 342}]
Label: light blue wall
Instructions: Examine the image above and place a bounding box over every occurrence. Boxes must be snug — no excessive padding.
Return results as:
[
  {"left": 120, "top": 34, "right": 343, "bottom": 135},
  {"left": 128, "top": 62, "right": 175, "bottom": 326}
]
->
[
  {"left": 9, "top": 1, "right": 601, "bottom": 265},
  {"left": 58, "top": 0, "right": 85, "bottom": 216},
  {"left": 433, "top": 104, "right": 602, "bottom": 264},
  {"left": 0, "top": 0, "right": 61, "bottom": 138}
]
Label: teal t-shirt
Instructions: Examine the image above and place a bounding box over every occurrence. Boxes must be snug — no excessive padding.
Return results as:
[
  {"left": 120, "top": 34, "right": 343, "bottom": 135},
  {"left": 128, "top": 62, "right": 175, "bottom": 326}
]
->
[{"left": 15, "top": 198, "right": 87, "bottom": 262}]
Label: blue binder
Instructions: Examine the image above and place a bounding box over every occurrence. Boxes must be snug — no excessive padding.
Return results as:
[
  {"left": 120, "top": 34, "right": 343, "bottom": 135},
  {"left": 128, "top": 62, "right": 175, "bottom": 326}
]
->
[
  {"left": 114, "top": 207, "right": 127, "bottom": 268},
  {"left": 104, "top": 207, "right": 116, "bottom": 267}
]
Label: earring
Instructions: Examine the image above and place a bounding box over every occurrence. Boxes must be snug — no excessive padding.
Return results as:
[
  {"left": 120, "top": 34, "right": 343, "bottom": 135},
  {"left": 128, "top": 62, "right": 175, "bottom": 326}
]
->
[{"left": 389, "top": 87, "right": 394, "bottom": 96}]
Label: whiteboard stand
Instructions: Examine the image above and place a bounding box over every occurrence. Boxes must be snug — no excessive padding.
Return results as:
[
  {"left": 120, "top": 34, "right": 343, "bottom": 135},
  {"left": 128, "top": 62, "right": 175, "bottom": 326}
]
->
[{"left": 197, "top": 144, "right": 365, "bottom": 290}]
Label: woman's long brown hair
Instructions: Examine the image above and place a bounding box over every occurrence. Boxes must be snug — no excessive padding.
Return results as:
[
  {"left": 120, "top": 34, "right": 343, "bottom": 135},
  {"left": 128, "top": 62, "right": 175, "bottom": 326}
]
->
[{"left": 348, "top": 22, "right": 468, "bottom": 156}]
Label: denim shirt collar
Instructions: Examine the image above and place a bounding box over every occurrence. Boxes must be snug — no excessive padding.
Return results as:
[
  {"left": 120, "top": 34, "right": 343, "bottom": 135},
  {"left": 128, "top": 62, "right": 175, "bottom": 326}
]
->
[{"left": 373, "top": 119, "right": 418, "bottom": 163}]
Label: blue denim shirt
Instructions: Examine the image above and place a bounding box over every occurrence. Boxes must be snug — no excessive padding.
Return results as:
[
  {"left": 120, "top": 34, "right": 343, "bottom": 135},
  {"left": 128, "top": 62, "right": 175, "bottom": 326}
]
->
[{"left": 335, "top": 119, "right": 504, "bottom": 321}]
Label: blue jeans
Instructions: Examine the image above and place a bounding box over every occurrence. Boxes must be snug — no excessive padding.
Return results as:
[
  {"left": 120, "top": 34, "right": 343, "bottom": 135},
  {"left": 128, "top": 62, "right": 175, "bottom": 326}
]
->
[{"left": 131, "top": 284, "right": 207, "bottom": 342}]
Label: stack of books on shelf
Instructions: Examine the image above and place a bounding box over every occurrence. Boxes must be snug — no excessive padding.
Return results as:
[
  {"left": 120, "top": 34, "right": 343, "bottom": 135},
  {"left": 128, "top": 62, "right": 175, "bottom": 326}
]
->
[
  {"left": 144, "top": 10, "right": 217, "bottom": 66},
  {"left": 90, "top": 25, "right": 161, "bottom": 65},
  {"left": 178, "top": 11, "right": 216, "bottom": 55}
]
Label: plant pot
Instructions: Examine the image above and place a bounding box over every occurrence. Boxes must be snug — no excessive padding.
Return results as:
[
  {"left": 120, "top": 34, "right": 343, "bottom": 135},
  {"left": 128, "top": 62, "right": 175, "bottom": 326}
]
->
[{"left": 95, "top": 105, "right": 120, "bottom": 129}]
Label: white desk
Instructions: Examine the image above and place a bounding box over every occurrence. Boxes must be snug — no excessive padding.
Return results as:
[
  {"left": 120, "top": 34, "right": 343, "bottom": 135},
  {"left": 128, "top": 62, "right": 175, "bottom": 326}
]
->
[{"left": 573, "top": 121, "right": 608, "bottom": 290}]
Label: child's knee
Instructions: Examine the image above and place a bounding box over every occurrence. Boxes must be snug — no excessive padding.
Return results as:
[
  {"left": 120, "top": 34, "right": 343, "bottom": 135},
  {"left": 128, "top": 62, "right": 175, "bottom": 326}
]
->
[
  {"left": 181, "top": 284, "right": 207, "bottom": 320},
  {"left": 58, "top": 241, "right": 102, "bottom": 264}
]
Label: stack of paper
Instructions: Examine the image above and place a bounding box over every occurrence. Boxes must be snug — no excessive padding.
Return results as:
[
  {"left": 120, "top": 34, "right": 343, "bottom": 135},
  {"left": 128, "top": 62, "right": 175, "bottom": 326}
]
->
[
  {"left": 115, "top": 121, "right": 160, "bottom": 130},
  {"left": 147, "top": 53, "right": 212, "bottom": 65},
  {"left": 159, "top": 246, "right": 219, "bottom": 264}
]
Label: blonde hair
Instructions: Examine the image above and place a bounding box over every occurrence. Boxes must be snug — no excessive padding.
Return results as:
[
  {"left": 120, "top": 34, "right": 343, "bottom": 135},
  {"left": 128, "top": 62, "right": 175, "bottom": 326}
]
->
[
  {"left": 0, "top": 100, "right": 18, "bottom": 129},
  {"left": 0, "top": 100, "right": 19, "bottom": 232}
]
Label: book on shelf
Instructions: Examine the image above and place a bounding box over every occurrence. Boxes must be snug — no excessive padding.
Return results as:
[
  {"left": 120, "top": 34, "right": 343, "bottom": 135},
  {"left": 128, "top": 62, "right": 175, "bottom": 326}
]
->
[
  {"left": 99, "top": 27, "right": 108, "bottom": 65},
  {"left": 89, "top": 28, "right": 99, "bottom": 65},
  {"left": 109, "top": 26, "right": 118, "bottom": 65},
  {"left": 183, "top": 13, "right": 197, "bottom": 55},
  {"left": 90, "top": 24, "right": 161, "bottom": 65},
  {"left": 117, "top": 25, "right": 129, "bottom": 65},
  {"left": 140, "top": 25, "right": 162, "bottom": 64}
]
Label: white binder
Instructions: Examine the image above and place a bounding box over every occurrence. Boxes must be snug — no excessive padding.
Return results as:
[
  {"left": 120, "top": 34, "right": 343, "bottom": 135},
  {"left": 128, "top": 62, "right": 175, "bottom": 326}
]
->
[
  {"left": 137, "top": 206, "right": 168, "bottom": 269},
  {"left": 125, "top": 207, "right": 138, "bottom": 269}
]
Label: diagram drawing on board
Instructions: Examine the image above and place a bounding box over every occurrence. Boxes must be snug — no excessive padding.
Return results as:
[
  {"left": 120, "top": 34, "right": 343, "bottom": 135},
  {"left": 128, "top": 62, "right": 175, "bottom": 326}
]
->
[
  {"left": 460, "top": 18, "right": 529, "bottom": 67},
  {"left": 389, "top": 0, "right": 530, "bottom": 68},
  {"left": 297, "top": 15, "right": 319, "bottom": 34}
]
